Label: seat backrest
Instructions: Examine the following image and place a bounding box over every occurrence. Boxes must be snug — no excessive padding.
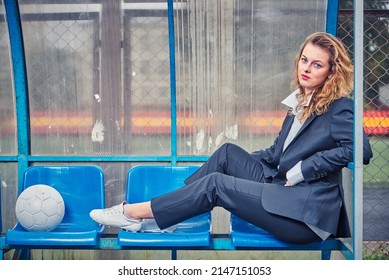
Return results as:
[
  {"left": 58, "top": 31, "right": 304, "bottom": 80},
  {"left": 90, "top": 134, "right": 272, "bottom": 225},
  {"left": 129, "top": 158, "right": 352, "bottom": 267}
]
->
[
  {"left": 22, "top": 166, "right": 105, "bottom": 229},
  {"left": 126, "top": 165, "right": 199, "bottom": 203}
]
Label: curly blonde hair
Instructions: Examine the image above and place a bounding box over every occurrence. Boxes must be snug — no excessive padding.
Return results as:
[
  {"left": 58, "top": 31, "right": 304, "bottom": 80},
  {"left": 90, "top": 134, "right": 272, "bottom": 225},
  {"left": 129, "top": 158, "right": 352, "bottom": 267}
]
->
[{"left": 292, "top": 32, "right": 354, "bottom": 121}]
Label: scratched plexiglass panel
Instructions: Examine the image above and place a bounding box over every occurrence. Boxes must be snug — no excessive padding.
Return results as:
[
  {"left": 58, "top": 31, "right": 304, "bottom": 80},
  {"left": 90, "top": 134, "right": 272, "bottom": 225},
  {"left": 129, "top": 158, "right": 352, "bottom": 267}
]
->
[
  {"left": 175, "top": 0, "right": 327, "bottom": 156},
  {"left": 21, "top": 2, "right": 171, "bottom": 156},
  {"left": 20, "top": 3, "right": 101, "bottom": 155}
]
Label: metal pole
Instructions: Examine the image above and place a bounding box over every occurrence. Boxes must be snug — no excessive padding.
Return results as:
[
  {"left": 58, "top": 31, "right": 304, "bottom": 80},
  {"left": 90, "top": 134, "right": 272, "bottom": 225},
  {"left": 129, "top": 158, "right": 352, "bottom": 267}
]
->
[
  {"left": 168, "top": 0, "right": 177, "bottom": 165},
  {"left": 353, "top": 0, "right": 364, "bottom": 260},
  {"left": 4, "top": 0, "right": 30, "bottom": 190},
  {"left": 326, "top": 0, "right": 339, "bottom": 35}
]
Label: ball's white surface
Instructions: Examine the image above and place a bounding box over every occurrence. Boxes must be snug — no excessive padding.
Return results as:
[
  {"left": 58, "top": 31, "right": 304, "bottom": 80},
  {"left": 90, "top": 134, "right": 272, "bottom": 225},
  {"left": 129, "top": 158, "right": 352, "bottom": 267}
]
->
[{"left": 15, "top": 184, "right": 65, "bottom": 232}]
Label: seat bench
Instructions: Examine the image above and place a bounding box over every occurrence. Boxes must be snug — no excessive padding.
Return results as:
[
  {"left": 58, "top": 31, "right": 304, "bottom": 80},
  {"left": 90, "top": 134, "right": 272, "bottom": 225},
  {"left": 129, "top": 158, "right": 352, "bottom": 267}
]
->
[{"left": 1, "top": 165, "right": 353, "bottom": 260}]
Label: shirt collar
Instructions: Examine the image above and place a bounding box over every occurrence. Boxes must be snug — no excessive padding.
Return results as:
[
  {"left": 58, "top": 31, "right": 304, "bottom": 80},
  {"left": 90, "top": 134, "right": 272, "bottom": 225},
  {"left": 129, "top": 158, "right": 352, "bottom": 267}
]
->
[{"left": 281, "top": 89, "right": 313, "bottom": 115}]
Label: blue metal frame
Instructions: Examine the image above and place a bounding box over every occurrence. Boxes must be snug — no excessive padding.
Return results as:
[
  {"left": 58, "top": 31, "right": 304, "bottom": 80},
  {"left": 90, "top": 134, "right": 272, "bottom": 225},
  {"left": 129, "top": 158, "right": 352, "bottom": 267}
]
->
[
  {"left": 0, "top": 234, "right": 347, "bottom": 260},
  {"left": 168, "top": 0, "right": 178, "bottom": 166},
  {"left": 4, "top": 0, "right": 30, "bottom": 191},
  {"left": 326, "top": 0, "right": 339, "bottom": 35},
  {"left": 353, "top": 0, "right": 364, "bottom": 260}
]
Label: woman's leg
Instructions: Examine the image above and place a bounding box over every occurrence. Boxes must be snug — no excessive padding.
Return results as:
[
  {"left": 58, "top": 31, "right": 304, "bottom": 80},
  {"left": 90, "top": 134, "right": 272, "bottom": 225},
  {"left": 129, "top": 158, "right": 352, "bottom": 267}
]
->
[
  {"left": 123, "top": 143, "right": 262, "bottom": 219},
  {"left": 92, "top": 171, "right": 319, "bottom": 243},
  {"left": 185, "top": 143, "right": 265, "bottom": 184},
  {"left": 124, "top": 201, "right": 153, "bottom": 219},
  {"left": 90, "top": 144, "right": 265, "bottom": 232},
  {"left": 151, "top": 172, "right": 320, "bottom": 244}
]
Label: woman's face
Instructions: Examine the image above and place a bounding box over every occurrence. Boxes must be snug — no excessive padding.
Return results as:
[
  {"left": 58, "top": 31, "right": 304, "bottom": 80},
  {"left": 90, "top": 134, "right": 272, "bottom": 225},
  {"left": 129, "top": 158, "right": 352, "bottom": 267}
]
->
[{"left": 298, "top": 42, "right": 332, "bottom": 94}]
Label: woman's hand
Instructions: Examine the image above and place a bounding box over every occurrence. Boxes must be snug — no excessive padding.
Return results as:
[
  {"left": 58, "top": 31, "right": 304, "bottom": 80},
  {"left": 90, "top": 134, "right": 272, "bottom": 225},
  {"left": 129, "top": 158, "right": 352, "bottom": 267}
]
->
[{"left": 284, "top": 181, "right": 293, "bottom": 187}]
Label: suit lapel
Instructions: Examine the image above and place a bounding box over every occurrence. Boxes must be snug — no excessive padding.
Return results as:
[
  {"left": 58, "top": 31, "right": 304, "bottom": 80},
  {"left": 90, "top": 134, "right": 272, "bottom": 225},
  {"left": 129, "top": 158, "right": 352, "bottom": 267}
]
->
[
  {"left": 270, "top": 114, "right": 294, "bottom": 161},
  {"left": 282, "top": 112, "right": 318, "bottom": 153},
  {"left": 279, "top": 114, "right": 295, "bottom": 144},
  {"left": 297, "top": 112, "right": 318, "bottom": 136}
]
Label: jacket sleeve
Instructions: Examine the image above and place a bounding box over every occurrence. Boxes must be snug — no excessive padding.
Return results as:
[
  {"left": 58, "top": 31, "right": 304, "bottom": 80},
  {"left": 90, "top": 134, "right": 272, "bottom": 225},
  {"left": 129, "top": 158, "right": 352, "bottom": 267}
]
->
[
  {"left": 301, "top": 99, "right": 372, "bottom": 183},
  {"left": 251, "top": 141, "right": 276, "bottom": 161},
  {"left": 362, "top": 131, "right": 373, "bottom": 164},
  {"left": 250, "top": 112, "right": 292, "bottom": 162}
]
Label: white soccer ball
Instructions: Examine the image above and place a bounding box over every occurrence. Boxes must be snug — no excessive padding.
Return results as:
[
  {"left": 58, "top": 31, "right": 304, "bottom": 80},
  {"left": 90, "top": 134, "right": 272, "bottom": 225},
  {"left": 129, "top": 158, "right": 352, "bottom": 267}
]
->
[{"left": 15, "top": 184, "right": 65, "bottom": 232}]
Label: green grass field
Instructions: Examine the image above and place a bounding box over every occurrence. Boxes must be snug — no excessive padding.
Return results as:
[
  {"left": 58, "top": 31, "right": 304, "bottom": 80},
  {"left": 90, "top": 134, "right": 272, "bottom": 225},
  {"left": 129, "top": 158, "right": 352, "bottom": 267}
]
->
[{"left": 364, "top": 138, "right": 389, "bottom": 187}]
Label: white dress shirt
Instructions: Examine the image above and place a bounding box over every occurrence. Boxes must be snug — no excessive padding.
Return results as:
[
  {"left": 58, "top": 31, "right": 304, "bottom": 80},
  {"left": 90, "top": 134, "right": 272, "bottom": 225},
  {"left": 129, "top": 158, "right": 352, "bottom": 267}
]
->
[
  {"left": 281, "top": 89, "right": 312, "bottom": 185},
  {"left": 281, "top": 90, "right": 331, "bottom": 240}
]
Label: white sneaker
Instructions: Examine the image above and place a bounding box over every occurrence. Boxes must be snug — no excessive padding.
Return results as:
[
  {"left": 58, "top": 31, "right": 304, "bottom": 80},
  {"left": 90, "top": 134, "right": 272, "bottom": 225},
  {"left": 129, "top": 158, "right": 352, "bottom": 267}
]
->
[
  {"left": 141, "top": 219, "right": 178, "bottom": 233},
  {"left": 89, "top": 201, "right": 142, "bottom": 232}
]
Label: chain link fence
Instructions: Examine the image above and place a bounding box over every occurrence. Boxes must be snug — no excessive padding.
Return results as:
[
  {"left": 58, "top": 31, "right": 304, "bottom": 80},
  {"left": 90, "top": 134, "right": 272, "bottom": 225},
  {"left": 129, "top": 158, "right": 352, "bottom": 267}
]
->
[{"left": 338, "top": 8, "right": 389, "bottom": 259}]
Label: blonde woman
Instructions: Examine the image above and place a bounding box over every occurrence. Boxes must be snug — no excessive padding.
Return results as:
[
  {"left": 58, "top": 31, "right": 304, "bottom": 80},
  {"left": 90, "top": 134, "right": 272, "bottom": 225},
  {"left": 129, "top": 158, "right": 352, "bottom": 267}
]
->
[{"left": 90, "top": 32, "right": 373, "bottom": 244}]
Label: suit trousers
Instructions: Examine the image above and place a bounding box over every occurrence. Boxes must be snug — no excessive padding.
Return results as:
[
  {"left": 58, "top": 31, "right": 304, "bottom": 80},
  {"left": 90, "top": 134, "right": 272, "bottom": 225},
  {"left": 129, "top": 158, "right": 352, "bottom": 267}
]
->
[{"left": 151, "top": 143, "right": 321, "bottom": 244}]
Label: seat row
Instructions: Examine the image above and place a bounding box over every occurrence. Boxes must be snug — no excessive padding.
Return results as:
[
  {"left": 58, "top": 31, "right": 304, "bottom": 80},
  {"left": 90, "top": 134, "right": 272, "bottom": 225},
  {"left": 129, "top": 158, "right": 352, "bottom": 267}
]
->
[{"left": 2, "top": 165, "right": 348, "bottom": 259}]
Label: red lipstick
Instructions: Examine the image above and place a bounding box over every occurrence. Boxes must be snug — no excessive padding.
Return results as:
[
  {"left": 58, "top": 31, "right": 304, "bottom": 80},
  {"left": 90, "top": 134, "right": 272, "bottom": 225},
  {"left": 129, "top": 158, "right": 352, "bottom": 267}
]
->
[{"left": 301, "top": 74, "right": 310, "bottom": 80}]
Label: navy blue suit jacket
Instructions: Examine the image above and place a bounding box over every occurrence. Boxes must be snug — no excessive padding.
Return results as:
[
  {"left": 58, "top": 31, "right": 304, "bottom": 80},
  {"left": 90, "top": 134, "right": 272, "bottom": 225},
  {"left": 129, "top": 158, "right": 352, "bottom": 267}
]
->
[{"left": 252, "top": 97, "right": 373, "bottom": 237}]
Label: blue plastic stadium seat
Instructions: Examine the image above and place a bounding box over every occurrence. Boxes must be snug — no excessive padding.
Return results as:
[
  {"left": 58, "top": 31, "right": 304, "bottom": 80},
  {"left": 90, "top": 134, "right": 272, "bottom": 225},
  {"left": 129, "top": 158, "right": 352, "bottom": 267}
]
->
[
  {"left": 230, "top": 165, "right": 355, "bottom": 259},
  {"left": 230, "top": 214, "right": 340, "bottom": 259},
  {"left": 231, "top": 214, "right": 324, "bottom": 249},
  {"left": 118, "top": 165, "right": 211, "bottom": 247},
  {"left": 6, "top": 166, "right": 105, "bottom": 247}
]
